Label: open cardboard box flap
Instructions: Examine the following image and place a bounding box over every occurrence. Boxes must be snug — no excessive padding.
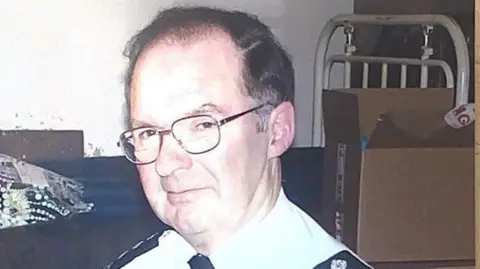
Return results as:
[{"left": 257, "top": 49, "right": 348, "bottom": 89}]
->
[
  {"left": 367, "top": 109, "right": 474, "bottom": 149},
  {"left": 322, "top": 88, "right": 454, "bottom": 143}
]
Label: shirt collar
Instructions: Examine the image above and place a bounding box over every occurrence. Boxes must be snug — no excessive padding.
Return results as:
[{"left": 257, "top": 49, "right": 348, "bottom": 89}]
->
[
  {"left": 155, "top": 188, "right": 348, "bottom": 268},
  {"left": 208, "top": 188, "right": 290, "bottom": 264}
]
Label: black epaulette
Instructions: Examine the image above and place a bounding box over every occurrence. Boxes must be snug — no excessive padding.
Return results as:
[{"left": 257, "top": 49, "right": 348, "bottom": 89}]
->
[
  {"left": 102, "top": 232, "right": 162, "bottom": 269},
  {"left": 313, "top": 250, "right": 373, "bottom": 269}
]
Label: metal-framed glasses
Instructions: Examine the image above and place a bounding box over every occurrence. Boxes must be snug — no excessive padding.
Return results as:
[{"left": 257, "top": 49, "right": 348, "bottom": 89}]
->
[{"left": 117, "top": 103, "right": 268, "bottom": 165}]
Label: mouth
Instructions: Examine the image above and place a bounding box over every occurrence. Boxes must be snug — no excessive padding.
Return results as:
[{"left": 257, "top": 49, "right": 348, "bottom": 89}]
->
[{"left": 166, "top": 188, "right": 205, "bottom": 204}]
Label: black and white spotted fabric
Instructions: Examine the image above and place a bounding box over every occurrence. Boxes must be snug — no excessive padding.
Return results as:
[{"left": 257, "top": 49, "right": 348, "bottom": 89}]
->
[{"left": 0, "top": 154, "right": 94, "bottom": 229}]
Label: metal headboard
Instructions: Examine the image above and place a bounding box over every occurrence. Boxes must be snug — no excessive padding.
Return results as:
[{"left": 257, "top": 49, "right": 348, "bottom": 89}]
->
[{"left": 312, "top": 14, "right": 470, "bottom": 147}]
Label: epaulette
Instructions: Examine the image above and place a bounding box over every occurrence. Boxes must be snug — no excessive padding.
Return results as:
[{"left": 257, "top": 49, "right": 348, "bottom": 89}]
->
[
  {"left": 313, "top": 251, "right": 373, "bottom": 269},
  {"left": 102, "top": 232, "right": 162, "bottom": 269}
]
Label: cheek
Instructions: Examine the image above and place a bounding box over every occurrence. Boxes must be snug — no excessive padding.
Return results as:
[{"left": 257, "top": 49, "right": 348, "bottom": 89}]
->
[
  {"left": 195, "top": 131, "right": 258, "bottom": 195},
  {"left": 137, "top": 165, "right": 163, "bottom": 196},
  {"left": 190, "top": 147, "right": 236, "bottom": 196}
]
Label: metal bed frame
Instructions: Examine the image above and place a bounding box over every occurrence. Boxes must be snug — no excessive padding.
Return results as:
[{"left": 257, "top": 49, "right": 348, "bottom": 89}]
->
[{"left": 312, "top": 14, "right": 471, "bottom": 147}]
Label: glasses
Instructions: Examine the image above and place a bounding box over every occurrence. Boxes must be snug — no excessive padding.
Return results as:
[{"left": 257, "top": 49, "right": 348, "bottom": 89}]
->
[{"left": 117, "top": 103, "right": 269, "bottom": 165}]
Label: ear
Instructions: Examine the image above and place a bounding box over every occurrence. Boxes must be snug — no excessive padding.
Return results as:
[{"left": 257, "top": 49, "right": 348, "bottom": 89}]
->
[{"left": 267, "top": 102, "right": 295, "bottom": 159}]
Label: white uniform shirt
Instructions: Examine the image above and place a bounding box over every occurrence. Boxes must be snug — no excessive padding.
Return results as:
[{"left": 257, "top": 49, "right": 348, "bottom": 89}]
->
[{"left": 109, "top": 189, "right": 371, "bottom": 269}]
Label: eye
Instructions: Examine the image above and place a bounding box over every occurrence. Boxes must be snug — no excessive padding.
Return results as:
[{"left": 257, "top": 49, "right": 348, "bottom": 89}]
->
[
  {"left": 195, "top": 121, "right": 216, "bottom": 130},
  {"left": 136, "top": 128, "right": 158, "bottom": 139}
]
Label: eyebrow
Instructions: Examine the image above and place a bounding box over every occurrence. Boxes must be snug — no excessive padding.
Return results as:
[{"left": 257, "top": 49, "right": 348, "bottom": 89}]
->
[
  {"left": 185, "top": 103, "right": 225, "bottom": 117},
  {"left": 129, "top": 103, "right": 225, "bottom": 128},
  {"left": 129, "top": 119, "right": 153, "bottom": 129}
]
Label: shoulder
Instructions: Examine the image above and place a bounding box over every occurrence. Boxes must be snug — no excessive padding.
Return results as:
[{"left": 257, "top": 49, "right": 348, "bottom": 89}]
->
[
  {"left": 102, "top": 231, "right": 163, "bottom": 269},
  {"left": 281, "top": 197, "right": 371, "bottom": 269},
  {"left": 312, "top": 250, "right": 373, "bottom": 269}
]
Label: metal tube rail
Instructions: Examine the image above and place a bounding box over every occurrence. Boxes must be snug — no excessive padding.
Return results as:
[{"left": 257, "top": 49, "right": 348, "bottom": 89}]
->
[
  {"left": 323, "top": 55, "right": 455, "bottom": 89},
  {"left": 312, "top": 14, "right": 470, "bottom": 147}
]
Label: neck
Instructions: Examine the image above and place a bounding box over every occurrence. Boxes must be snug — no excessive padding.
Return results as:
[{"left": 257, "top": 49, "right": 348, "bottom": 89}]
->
[{"left": 186, "top": 158, "right": 282, "bottom": 255}]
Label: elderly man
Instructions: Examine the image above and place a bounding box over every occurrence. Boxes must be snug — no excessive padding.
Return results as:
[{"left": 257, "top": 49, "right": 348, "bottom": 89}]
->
[{"left": 105, "top": 5, "right": 371, "bottom": 269}]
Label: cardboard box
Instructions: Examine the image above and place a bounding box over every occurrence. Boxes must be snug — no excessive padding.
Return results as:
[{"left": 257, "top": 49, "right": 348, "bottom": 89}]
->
[
  {"left": 320, "top": 88, "right": 474, "bottom": 262},
  {"left": 429, "top": 267, "right": 475, "bottom": 269},
  {"left": 371, "top": 261, "right": 475, "bottom": 269}
]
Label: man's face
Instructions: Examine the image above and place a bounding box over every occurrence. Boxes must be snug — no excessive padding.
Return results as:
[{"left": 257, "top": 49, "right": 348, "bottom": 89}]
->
[{"left": 129, "top": 33, "right": 280, "bottom": 236}]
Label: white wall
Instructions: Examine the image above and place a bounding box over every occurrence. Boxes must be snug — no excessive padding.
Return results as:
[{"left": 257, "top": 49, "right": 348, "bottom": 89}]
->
[{"left": 0, "top": 0, "right": 352, "bottom": 156}]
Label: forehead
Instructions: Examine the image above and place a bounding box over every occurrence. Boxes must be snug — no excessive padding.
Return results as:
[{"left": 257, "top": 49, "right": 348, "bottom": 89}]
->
[{"left": 130, "top": 33, "right": 248, "bottom": 124}]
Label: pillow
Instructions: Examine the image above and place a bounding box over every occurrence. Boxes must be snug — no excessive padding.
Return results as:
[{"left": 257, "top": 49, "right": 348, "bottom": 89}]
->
[{"left": 0, "top": 154, "right": 94, "bottom": 229}]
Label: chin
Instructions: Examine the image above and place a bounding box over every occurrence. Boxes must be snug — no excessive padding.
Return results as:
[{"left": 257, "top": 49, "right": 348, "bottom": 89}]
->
[
  {"left": 166, "top": 199, "right": 221, "bottom": 233},
  {"left": 170, "top": 208, "right": 211, "bottom": 234}
]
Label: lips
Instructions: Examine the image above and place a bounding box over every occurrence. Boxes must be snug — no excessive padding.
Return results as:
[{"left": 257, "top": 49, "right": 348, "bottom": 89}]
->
[
  {"left": 166, "top": 188, "right": 205, "bottom": 204},
  {"left": 163, "top": 186, "right": 201, "bottom": 194},
  {"left": 160, "top": 175, "right": 198, "bottom": 194}
]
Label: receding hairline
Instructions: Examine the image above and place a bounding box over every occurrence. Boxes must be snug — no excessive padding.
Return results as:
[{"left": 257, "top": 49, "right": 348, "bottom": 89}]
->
[
  {"left": 130, "top": 23, "right": 251, "bottom": 96},
  {"left": 142, "top": 22, "right": 239, "bottom": 57}
]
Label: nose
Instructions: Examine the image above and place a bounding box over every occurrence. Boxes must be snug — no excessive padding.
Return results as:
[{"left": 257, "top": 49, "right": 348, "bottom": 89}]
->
[{"left": 154, "top": 134, "right": 193, "bottom": 177}]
